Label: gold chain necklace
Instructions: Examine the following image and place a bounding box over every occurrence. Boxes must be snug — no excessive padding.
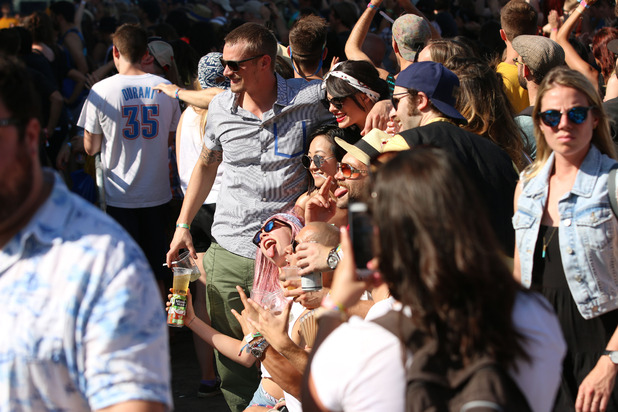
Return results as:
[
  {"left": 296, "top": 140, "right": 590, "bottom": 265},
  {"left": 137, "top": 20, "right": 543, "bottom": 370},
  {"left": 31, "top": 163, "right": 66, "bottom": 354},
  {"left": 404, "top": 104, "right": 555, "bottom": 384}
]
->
[{"left": 542, "top": 227, "right": 558, "bottom": 259}]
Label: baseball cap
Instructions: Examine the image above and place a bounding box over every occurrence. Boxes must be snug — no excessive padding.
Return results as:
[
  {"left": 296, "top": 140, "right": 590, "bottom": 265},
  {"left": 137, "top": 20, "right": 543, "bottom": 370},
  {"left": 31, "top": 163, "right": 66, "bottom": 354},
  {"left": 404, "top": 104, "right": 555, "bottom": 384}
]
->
[
  {"left": 198, "top": 52, "right": 231, "bottom": 90},
  {"left": 512, "top": 35, "right": 565, "bottom": 79},
  {"left": 395, "top": 61, "right": 465, "bottom": 122},
  {"left": 211, "top": 0, "right": 233, "bottom": 12},
  {"left": 147, "top": 39, "right": 174, "bottom": 72},
  {"left": 392, "top": 14, "right": 431, "bottom": 62},
  {"left": 334, "top": 129, "right": 390, "bottom": 166}
]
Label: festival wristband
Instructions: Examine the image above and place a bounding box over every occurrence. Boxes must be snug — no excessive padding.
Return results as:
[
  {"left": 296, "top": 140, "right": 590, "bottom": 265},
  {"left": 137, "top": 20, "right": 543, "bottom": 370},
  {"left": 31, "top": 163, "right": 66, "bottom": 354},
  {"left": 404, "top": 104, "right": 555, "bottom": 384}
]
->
[
  {"left": 367, "top": 3, "right": 377, "bottom": 9},
  {"left": 175, "top": 88, "right": 183, "bottom": 100},
  {"left": 176, "top": 223, "right": 191, "bottom": 230},
  {"left": 321, "top": 294, "right": 346, "bottom": 312}
]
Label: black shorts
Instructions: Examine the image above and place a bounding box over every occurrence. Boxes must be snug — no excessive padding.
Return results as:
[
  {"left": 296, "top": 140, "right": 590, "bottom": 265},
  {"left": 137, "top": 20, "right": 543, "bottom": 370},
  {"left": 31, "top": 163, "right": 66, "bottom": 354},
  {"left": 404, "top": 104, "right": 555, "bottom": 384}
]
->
[
  {"left": 190, "top": 203, "right": 216, "bottom": 253},
  {"left": 107, "top": 202, "right": 170, "bottom": 280}
]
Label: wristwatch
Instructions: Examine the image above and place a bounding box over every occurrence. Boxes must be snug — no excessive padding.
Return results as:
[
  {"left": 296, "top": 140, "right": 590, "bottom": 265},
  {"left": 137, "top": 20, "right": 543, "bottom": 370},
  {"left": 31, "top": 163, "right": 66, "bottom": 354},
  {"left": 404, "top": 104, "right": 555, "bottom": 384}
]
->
[
  {"left": 327, "top": 247, "right": 340, "bottom": 269},
  {"left": 250, "top": 338, "right": 270, "bottom": 358},
  {"left": 603, "top": 350, "right": 618, "bottom": 364}
]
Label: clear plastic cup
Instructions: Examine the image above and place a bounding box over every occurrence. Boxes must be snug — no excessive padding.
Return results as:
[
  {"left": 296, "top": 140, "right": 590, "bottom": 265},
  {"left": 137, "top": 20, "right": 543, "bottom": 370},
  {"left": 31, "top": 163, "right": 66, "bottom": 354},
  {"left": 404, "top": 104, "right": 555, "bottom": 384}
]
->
[
  {"left": 263, "top": 289, "right": 287, "bottom": 315},
  {"left": 171, "top": 251, "right": 200, "bottom": 282}
]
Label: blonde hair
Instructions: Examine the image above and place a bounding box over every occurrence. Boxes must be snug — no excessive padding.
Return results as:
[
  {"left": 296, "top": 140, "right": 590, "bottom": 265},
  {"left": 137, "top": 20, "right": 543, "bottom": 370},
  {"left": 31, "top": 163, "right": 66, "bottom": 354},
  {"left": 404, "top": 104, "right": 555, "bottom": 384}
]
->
[{"left": 525, "top": 67, "right": 616, "bottom": 179}]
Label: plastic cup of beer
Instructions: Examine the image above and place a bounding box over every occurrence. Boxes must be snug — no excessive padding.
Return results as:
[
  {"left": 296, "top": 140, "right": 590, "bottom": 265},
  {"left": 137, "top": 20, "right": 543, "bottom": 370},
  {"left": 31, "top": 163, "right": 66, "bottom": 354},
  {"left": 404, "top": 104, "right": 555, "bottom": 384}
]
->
[
  {"left": 282, "top": 266, "right": 301, "bottom": 290},
  {"left": 172, "top": 251, "right": 200, "bottom": 282}
]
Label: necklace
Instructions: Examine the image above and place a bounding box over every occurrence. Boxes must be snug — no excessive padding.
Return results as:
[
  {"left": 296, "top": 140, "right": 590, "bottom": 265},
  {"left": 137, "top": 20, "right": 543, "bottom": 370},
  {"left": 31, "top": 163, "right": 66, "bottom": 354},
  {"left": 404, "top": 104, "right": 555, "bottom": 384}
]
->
[{"left": 542, "top": 227, "right": 558, "bottom": 259}]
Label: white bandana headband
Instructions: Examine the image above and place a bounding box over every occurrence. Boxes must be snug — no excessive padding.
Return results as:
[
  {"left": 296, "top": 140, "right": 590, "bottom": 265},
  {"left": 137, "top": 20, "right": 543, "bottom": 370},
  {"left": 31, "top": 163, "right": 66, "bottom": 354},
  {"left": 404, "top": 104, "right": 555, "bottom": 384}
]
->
[{"left": 323, "top": 63, "right": 380, "bottom": 102}]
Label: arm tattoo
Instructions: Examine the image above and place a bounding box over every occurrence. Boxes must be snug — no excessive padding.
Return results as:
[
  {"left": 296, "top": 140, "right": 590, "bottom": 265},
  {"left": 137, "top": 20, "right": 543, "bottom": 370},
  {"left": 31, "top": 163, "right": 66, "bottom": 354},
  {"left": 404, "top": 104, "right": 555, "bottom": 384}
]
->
[{"left": 200, "top": 145, "right": 223, "bottom": 166}]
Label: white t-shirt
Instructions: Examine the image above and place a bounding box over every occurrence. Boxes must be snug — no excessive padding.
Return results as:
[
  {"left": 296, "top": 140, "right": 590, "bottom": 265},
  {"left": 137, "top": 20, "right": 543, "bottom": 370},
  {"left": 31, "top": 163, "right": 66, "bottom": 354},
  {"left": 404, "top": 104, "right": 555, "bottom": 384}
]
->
[
  {"left": 78, "top": 73, "right": 181, "bottom": 208},
  {"left": 311, "top": 291, "right": 565, "bottom": 412},
  {"left": 177, "top": 106, "right": 223, "bottom": 204},
  {"left": 310, "top": 315, "right": 409, "bottom": 412},
  {"left": 510, "top": 292, "right": 566, "bottom": 412}
]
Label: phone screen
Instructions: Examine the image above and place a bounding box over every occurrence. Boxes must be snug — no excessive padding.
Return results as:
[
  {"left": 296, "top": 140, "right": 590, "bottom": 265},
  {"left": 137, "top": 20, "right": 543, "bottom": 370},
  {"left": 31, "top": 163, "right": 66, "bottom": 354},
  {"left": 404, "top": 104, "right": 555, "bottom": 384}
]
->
[{"left": 349, "top": 202, "right": 373, "bottom": 278}]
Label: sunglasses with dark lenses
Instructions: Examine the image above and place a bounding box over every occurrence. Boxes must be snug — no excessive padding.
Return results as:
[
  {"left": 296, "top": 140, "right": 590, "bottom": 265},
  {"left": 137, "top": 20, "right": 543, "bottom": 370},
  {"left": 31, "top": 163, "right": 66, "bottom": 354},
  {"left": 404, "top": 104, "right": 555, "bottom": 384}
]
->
[
  {"left": 321, "top": 96, "right": 348, "bottom": 110},
  {"left": 301, "top": 154, "right": 335, "bottom": 169},
  {"left": 291, "top": 239, "right": 299, "bottom": 253},
  {"left": 252, "top": 218, "right": 289, "bottom": 246},
  {"left": 391, "top": 92, "right": 409, "bottom": 111},
  {"left": 538, "top": 106, "right": 594, "bottom": 127},
  {"left": 338, "top": 162, "right": 369, "bottom": 179},
  {"left": 219, "top": 54, "right": 263, "bottom": 72}
]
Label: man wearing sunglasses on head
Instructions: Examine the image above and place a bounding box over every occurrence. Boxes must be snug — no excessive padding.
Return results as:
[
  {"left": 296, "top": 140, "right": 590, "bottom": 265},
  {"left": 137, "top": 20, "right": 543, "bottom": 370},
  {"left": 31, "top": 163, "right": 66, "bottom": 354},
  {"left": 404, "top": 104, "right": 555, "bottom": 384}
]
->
[
  {"left": 383, "top": 61, "right": 519, "bottom": 258},
  {"left": 164, "top": 23, "right": 334, "bottom": 412}
]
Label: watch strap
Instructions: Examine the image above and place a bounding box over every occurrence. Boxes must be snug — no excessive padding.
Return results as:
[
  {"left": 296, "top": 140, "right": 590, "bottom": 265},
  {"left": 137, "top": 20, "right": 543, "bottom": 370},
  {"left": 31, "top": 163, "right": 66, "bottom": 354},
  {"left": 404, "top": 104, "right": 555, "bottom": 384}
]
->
[{"left": 603, "top": 350, "right": 618, "bottom": 364}]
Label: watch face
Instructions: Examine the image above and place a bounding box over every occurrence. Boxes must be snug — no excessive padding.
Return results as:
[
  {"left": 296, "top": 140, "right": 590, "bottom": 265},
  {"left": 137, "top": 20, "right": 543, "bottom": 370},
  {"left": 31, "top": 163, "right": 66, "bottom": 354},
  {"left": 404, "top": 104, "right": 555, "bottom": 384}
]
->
[
  {"left": 328, "top": 251, "right": 339, "bottom": 269},
  {"left": 611, "top": 352, "right": 618, "bottom": 364}
]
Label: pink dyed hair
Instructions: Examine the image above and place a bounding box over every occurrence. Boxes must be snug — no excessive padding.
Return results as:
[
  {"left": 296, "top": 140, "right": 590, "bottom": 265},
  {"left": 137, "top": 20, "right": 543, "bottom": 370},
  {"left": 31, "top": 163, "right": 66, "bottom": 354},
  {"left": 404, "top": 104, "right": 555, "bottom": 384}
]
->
[{"left": 252, "top": 212, "right": 304, "bottom": 301}]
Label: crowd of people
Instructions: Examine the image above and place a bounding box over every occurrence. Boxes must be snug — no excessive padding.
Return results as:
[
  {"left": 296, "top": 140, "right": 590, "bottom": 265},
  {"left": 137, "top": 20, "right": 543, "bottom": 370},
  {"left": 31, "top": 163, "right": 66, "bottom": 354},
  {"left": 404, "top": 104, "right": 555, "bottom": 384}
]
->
[{"left": 2, "top": 0, "right": 618, "bottom": 411}]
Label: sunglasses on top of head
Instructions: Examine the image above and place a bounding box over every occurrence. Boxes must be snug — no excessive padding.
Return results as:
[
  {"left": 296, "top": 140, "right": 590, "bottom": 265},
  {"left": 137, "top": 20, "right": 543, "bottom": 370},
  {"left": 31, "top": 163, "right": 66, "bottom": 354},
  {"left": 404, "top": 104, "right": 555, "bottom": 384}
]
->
[
  {"left": 301, "top": 154, "right": 335, "bottom": 169},
  {"left": 219, "top": 54, "right": 263, "bottom": 72},
  {"left": 338, "top": 162, "right": 368, "bottom": 179},
  {"left": 252, "top": 218, "right": 290, "bottom": 246},
  {"left": 538, "top": 106, "right": 594, "bottom": 127}
]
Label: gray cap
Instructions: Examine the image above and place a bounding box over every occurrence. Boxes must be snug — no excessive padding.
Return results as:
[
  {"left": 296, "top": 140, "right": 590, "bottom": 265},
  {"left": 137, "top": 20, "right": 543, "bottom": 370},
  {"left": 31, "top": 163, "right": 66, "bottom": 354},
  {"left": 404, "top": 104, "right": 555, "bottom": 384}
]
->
[{"left": 512, "top": 35, "right": 565, "bottom": 79}]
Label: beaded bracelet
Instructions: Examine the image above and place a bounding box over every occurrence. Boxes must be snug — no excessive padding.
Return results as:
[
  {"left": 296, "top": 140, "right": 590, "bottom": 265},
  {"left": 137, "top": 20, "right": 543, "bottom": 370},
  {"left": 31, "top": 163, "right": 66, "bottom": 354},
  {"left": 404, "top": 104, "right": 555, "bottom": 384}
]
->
[
  {"left": 175, "top": 88, "right": 182, "bottom": 100},
  {"left": 176, "top": 223, "right": 190, "bottom": 230}
]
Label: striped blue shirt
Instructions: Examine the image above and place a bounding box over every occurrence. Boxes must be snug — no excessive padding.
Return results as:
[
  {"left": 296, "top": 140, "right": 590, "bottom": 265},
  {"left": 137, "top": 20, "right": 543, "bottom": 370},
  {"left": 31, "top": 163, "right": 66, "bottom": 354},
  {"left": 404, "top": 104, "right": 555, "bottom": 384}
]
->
[{"left": 204, "top": 74, "right": 333, "bottom": 258}]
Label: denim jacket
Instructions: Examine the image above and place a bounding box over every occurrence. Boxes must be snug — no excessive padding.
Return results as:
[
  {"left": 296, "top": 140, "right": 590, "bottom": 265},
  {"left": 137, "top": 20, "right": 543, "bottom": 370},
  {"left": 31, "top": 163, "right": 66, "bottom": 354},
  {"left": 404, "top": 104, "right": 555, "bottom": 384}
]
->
[{"left": 513, "top": 145, "right": 618, "bottom": 319}]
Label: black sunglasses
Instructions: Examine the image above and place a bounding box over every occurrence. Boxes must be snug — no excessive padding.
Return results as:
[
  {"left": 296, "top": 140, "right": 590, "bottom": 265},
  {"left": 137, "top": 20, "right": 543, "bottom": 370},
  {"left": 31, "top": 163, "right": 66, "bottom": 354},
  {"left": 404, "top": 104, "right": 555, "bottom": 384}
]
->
[
  {"left": 220, "top": 55, "right": 263, "bottom": 72},
  {"left": 252, "top": 218, "right": 289, "bottom": 246},
  {"left": 538, "top": 106, "right": 594, "bottom": 127},
  {"left": 391, "top": 91, "right": 409, "bottom": 111},
  {"left": 291, "top": 239, "right": 299, "bottom": 253},
  {"left": 301, "top": 154, "right": 335, "bottom": 169},
  {"left": 338, "top": 162, "right": 368, "bottom": 179},
  {"left": 321, "top": 96, "right": 349, "bottom": 110}
]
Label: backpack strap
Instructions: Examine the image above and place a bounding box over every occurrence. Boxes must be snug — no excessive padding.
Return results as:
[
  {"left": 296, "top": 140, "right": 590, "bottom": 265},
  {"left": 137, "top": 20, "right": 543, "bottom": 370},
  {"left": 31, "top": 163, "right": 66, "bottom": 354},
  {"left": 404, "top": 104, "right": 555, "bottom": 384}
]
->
[{"left": 609, "top": 166, "right": 618, "bottom": 219}]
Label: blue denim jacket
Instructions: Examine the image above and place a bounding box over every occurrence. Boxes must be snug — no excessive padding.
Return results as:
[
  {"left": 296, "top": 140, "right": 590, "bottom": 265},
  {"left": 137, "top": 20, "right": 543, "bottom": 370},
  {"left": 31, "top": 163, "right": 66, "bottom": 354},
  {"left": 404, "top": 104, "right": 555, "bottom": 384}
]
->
[{"left": 513, "top": 145, "right": 618, "bottom": 319}]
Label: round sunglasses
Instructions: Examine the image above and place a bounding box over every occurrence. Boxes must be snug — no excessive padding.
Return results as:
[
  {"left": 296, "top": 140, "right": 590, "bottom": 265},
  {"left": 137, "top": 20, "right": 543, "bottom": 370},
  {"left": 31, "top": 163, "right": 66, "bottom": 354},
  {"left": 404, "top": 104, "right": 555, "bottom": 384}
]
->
[
  {"left": 538, "top": 106, "right": 593, "bottom": 127},
  {"left": 252, "top": 218, "right": 290, "bottom": 246},
  {"left": 301, "top": 154, "right": 335, "bottom": 169},
  {"left": 338, "top": 162, "right": 368, "bottom": 179}
]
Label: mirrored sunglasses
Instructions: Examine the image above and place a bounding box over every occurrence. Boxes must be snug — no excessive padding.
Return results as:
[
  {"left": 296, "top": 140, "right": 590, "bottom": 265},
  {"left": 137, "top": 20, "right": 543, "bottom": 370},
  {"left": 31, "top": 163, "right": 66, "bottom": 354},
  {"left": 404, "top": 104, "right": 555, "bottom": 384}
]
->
[
  {"left": 538, "top": 106, "right": 593, "bottom": 127},
  {"left": 252, "top": 218, "right": 289, "bottom": 246}
]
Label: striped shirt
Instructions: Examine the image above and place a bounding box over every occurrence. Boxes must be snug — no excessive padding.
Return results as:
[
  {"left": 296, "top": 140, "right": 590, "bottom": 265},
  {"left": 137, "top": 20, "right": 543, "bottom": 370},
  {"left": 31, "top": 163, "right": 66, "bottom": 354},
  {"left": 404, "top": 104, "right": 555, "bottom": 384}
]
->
[{"left": 204, "top": 74, "right": 333, "bottom": 258}]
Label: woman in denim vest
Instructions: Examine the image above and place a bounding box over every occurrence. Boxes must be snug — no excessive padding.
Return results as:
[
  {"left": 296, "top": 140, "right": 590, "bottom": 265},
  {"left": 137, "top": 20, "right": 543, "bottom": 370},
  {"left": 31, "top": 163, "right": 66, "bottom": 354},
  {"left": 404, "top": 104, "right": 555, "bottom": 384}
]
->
[{"left": 513, "top": 67, "right": 618, "bottom": 412}]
